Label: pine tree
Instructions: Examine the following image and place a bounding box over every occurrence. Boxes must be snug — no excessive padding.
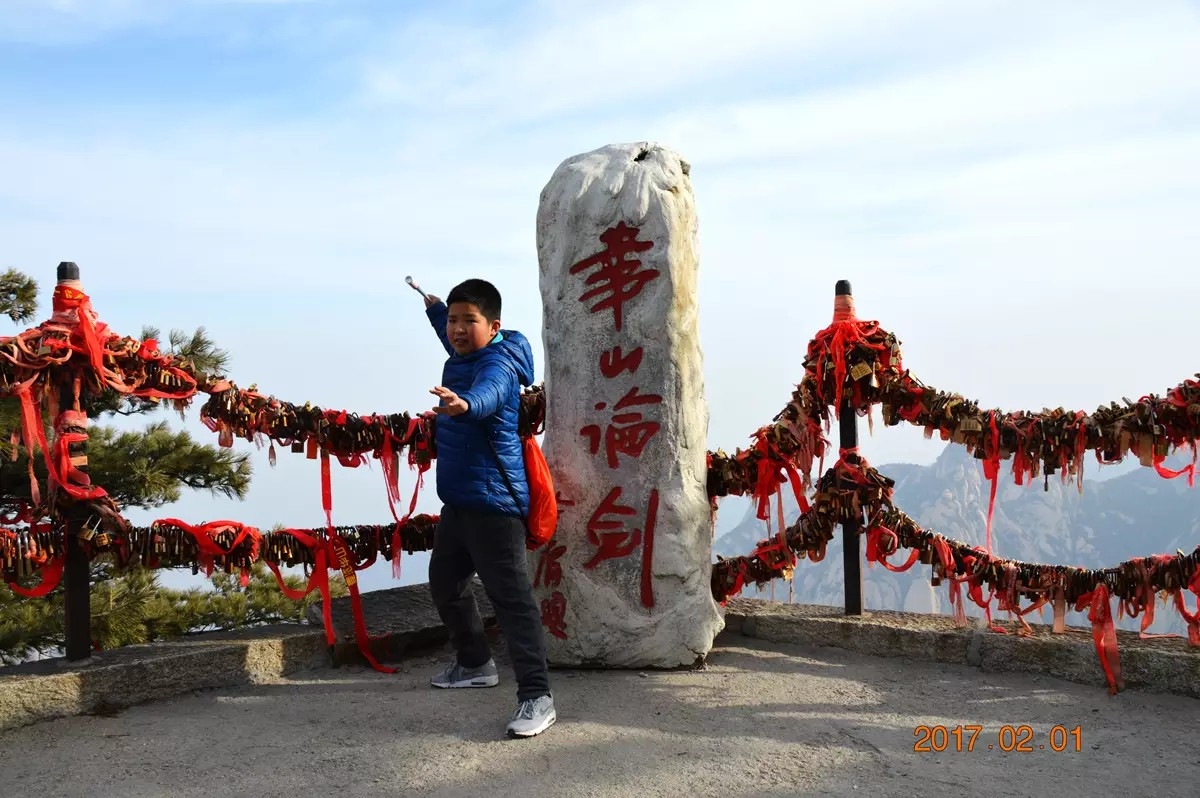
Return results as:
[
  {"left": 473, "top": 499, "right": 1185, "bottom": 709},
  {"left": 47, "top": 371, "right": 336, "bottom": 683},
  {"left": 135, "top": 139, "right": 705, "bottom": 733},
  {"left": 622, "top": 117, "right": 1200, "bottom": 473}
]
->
[{"left": 0, "top": 267, "right": 343, "bottom": 664}]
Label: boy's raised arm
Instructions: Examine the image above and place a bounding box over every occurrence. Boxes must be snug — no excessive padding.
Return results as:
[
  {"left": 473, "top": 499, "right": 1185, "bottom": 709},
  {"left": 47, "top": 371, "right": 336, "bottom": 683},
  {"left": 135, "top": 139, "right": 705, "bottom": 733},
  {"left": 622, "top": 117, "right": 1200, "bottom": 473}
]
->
[
  {"left": 460, "top": 357, "right": 517, "bottom": 421},
  {"left": 424, "top": 300, "right": 455, "bottom": 356}
]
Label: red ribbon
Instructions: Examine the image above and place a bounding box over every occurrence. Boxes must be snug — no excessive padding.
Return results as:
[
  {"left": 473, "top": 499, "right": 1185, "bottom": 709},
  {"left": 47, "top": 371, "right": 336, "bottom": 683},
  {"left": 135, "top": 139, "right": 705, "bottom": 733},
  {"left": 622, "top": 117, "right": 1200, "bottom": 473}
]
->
[
  {"left": 1152, "top": 453, "right": 1197, "bottom": 487},
  {"left": 7, "top": 557, "right": 64, "bottom": 597},
  {"left": 865, "top": 525, "right": 919, "bottom": 572},
  {"left": 1074, "top": 584, "right": 1124, "bottom": 695},
  {"left": 13, "top": 384, "right": 53, "bottom": 506},
  {"left": 1175, "top": 564, "right": 1200, "bottom": 646},
  {"left": 156, "top": 518, "right": 261, "bottom": 585},
  {"left": 751, "top": 435, "right": 811, "bottom": 521},
  {"left": 320, "top": 447, "right": 397, "bottom": 674},
  {"left": 981, "top": 411, "right": 1000, "bottom": 556},
  {"left": 53, "top": 410, "right": 108, "bottom": 502},
  {"left": 52, "top": 284, "right": 107, "bottom": 378},
  {"left": 806, "top": 295, "right": 891, "bottom": 417},
  {"left": 264, "top": 528, "right": 334, "bottom": 645},
  {"left": 377, "top": 419, "right": 428, "bottom": 579}
]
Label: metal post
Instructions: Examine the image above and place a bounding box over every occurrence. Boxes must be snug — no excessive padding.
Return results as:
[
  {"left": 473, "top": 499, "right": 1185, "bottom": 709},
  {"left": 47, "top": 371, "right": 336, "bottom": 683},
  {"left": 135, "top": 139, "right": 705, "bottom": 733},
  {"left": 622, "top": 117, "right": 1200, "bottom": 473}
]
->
[
  {"left": 56, "top": 261, "right": 92, "bottom": 661},
  {"left": 836, "top": 279, "right": 864, "bottom": 616}
]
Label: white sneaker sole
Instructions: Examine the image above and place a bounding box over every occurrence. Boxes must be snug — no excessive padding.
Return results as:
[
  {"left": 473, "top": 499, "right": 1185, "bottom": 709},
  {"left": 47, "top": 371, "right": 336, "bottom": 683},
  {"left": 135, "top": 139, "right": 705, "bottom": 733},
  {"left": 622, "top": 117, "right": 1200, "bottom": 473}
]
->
[
  {"left": 507, "top": 710, "right": 556, "bottom": 738},
  {"left": 431, "top": 674, "right": 500, "bottom": 689}
]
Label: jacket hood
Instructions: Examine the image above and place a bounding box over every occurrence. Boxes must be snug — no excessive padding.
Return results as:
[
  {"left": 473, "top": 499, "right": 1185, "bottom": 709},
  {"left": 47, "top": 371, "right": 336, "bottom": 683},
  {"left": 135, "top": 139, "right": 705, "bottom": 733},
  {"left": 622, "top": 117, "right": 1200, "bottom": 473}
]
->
[{"left": 493, "top": 329, "right": 536, "bottom": 387}]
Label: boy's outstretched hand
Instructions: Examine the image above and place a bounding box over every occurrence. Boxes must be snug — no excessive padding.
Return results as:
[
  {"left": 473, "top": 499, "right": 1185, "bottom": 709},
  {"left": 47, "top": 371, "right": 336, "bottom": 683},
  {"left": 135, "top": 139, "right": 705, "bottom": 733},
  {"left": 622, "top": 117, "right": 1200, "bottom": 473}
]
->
[
  {"left": 423, "top": 293, "right": 440, "bottom": 309},
  {"left": 430, "top": 386, "right": 468, "bottom": 416}
]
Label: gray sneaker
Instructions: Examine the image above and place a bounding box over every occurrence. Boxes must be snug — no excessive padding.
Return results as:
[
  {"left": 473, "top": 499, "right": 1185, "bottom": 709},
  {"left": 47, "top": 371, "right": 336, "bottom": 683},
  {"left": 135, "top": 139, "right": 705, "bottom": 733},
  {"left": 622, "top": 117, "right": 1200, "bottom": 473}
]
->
[
  {"left": 506, "top": 694, "right": 556, "bottom": 738},
  {"left": 429, "top": 658, "right": 499, "bottom": 689}
]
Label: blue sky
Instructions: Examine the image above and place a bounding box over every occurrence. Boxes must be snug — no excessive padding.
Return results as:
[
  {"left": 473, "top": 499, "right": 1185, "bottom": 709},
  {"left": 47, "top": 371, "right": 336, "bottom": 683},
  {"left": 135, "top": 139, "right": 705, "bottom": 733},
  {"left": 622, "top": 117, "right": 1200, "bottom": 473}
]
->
[{"left": 3, "top": 0, "right": 1199, "bottom": 591}]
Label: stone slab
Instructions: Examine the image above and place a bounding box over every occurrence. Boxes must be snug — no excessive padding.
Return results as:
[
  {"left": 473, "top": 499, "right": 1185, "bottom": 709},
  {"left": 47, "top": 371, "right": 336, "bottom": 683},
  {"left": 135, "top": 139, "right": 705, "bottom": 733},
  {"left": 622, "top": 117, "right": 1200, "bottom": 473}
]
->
[
  {"left": 5, "top": 586, "right": 1197, "bottom": 732},
  {"left": 725, "top": 598, "right": 1200, "bottom": 698},
  {"left": 1, "top": 582, "right": 495, "bottom": 731},
  {"left": 306, "top": 580, "right": 496, "bottom": 667},
  {"left": 0, "top": 624, "right": 329, "bottom": 731}
]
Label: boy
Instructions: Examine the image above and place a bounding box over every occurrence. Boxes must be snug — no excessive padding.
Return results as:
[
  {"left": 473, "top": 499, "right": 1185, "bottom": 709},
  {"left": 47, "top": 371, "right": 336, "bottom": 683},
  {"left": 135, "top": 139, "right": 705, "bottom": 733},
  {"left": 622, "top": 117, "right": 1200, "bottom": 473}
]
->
[{"left": 420, "top": 278, "right": 555, "bottom": 739}]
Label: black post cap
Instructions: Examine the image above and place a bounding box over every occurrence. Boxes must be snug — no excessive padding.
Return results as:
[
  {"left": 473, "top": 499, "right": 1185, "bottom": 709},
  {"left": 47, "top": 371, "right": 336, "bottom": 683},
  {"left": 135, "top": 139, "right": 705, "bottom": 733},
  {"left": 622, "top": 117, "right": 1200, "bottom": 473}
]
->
[
  {"left": 57, "top": 261, "right": 80, "bottom": 281},
  {"left": 835, "top": 279, "right": 852, "bottom": 296}
]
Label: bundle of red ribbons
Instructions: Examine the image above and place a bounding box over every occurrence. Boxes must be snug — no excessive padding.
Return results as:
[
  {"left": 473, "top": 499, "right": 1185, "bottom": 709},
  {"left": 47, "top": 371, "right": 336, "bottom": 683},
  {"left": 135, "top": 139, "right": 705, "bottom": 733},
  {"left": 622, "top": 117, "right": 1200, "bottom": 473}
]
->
[
  {"left": 0, "top": 284, "right": 450, "bottom": 672},
  {"left": 710, "top": 452, "right": 1200, "bottom": 695},
  {"left": 702, "top": 295, "right": 1200, "bottom": 559},
  {"left": 704, "top": 293, "right": 1200, "bottom": 695},
  {"left": 2, "top": 511, "right": 440, "bottom": 666}
]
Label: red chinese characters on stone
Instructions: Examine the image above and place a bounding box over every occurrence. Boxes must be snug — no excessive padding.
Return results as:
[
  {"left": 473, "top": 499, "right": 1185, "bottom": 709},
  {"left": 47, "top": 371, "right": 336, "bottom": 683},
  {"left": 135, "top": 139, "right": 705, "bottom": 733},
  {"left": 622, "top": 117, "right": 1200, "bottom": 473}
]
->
[
  {"left": 535, "top": 543, "right": 568, "bottom": 637},
  {"left": 582, "top": 486, "right": 659, "bottom": 608},
  {"left": 540, "top": 591, "right": 569, "bottom": 639},
  {"left": 579, "top": 387, "right": 663, "bottom": 470},
  {"left": 599, "top": 345, "right": 643, "bottom": 378},
  {"left": 533, "top": 543, "right": 566, "bottom": 590},
  {"left": 582, "top": 487, "right": 640, "bottom": 565},
  {"left": 569, "top": 222, "right": 658, "bottom": 332},
  {"left": 610, "top": 385, "right": 660, "bottom": 409},
  {"left": 570, "top": 225, "right": 662, "bottom": 608}
]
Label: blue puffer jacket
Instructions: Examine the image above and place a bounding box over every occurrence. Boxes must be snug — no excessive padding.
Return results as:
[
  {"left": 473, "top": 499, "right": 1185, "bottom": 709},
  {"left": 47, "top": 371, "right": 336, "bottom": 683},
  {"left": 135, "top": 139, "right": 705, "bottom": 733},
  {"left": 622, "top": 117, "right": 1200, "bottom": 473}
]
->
[{"left": 426, "top": 301, "right": 535, "bottom": 519}]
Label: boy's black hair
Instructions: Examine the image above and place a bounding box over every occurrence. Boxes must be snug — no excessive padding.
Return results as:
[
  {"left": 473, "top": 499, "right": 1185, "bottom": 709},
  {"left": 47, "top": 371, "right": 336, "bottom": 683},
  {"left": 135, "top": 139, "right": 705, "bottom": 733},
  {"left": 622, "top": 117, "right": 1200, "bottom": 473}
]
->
[{"left": 446, "top": 278, "right": 502, "bottom": 322}]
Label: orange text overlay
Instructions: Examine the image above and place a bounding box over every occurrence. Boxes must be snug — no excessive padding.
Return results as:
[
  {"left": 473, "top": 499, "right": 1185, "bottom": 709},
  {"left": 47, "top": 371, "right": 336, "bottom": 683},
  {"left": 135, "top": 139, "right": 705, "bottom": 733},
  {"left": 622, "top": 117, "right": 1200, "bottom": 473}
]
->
[{"left": 913, "top": 725, "right": 1082, "bottom": 753}]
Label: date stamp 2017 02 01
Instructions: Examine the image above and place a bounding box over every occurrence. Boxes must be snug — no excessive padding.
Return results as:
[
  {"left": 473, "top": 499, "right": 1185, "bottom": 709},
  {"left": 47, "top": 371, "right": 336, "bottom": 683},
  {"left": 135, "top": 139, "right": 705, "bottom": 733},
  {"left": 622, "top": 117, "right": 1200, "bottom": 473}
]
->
[{"left": 913, "top": 725, "right": 1083, "bottom": 753}]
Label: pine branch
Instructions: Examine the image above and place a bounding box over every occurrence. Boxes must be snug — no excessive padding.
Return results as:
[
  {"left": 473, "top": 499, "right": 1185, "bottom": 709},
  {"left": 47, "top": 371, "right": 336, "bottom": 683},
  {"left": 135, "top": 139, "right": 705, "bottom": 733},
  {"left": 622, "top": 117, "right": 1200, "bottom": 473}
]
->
[
  {"left": 1, "top": 561, "right": 348, "bottom": 662},
  {"left": 77, "top": 325, "right": 230, "bottom": 420},
  {"left": 0, "top": 269, "right": 38, "bottom": 325},
  {"left": 0, "top": 421, "right": 253, "bottom": 509}
]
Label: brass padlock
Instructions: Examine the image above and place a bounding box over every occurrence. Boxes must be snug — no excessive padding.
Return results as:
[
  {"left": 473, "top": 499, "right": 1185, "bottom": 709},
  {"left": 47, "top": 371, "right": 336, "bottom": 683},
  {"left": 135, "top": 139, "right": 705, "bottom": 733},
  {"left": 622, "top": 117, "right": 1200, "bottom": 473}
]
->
[
  {"left": 849, "top": 361, "right": 873, "bottom": 382},
  {"left": 958, "top": 417, "right": 983, "bottom": 434}
]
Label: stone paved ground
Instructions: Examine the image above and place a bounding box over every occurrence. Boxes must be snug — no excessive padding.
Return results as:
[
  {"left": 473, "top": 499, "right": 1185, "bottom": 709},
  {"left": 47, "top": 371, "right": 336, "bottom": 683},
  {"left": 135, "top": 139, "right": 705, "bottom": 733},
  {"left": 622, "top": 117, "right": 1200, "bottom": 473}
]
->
[{"left": 1, "top": 632, "right": 1196, "bottom": 797}]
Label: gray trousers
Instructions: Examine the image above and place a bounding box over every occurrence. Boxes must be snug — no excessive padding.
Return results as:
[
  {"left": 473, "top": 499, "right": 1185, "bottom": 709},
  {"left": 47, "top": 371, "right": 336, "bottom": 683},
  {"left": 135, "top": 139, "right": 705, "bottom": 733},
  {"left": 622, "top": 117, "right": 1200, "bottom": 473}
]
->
[{"left": 428, "top": 504, "right": 551, "bottom": 701}]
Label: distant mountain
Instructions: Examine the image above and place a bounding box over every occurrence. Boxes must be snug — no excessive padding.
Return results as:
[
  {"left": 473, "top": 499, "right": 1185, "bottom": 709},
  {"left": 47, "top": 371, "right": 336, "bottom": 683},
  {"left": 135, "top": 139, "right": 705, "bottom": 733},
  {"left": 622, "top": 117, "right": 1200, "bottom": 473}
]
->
[{"left": 714, "top": 445, "right": 1200, "bottom": 635}]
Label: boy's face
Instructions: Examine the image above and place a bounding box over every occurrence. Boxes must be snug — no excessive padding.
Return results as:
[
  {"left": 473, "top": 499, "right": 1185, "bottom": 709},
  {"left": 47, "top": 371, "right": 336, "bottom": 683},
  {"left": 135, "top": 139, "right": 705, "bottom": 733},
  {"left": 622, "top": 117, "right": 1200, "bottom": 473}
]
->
[{"left": 446, "top": 301, "right": 501, "bottom": 355}]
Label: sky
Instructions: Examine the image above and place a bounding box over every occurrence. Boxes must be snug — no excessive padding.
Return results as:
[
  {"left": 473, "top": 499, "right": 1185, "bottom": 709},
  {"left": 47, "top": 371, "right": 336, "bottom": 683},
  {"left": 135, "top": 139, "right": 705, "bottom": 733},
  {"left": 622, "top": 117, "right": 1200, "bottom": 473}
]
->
[{"left": 2, "top": 0, "right": 1199, "bottom": 592}]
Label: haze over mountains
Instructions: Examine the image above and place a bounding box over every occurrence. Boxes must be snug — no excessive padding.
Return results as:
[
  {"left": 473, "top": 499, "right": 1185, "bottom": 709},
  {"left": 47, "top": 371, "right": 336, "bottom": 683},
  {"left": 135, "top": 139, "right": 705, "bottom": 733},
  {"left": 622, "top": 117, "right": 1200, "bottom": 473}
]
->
[{"left": 715, "top": 444, "right": 1199, "bottom": 636}]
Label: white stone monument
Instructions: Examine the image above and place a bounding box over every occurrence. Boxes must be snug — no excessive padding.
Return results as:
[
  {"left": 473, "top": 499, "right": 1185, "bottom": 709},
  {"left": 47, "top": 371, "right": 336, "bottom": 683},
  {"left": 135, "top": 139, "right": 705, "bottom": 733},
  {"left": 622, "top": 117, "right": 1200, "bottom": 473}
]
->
[{"left": 532, "top": 142, "right": 724, "bottom": 668}]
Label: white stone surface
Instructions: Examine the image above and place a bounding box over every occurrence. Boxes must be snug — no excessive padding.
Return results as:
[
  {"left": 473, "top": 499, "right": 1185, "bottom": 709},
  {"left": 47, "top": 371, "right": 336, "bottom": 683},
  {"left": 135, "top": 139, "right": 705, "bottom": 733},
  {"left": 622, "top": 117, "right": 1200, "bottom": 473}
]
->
[{"left": 533, "top": 142, "right": 724, "bottom": 667}]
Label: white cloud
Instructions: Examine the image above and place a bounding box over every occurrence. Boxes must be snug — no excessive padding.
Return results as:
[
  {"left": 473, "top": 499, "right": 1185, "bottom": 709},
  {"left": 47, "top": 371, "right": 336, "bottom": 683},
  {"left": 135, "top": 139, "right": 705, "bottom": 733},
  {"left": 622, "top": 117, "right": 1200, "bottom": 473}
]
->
[
  {"left": 357, "top": 0, "right": 990, "bottom": 118},
  {"left": 658, "top": 11, "right": 1199, "bottom": 162}
]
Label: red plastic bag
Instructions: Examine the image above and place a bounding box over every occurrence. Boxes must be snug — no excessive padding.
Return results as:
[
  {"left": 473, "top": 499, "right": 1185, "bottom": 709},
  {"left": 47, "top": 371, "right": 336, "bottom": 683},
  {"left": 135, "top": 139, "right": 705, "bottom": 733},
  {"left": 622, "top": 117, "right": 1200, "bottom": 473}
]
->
[{"left": 522, "top": 435, "right": 558, "bottom": 550}]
